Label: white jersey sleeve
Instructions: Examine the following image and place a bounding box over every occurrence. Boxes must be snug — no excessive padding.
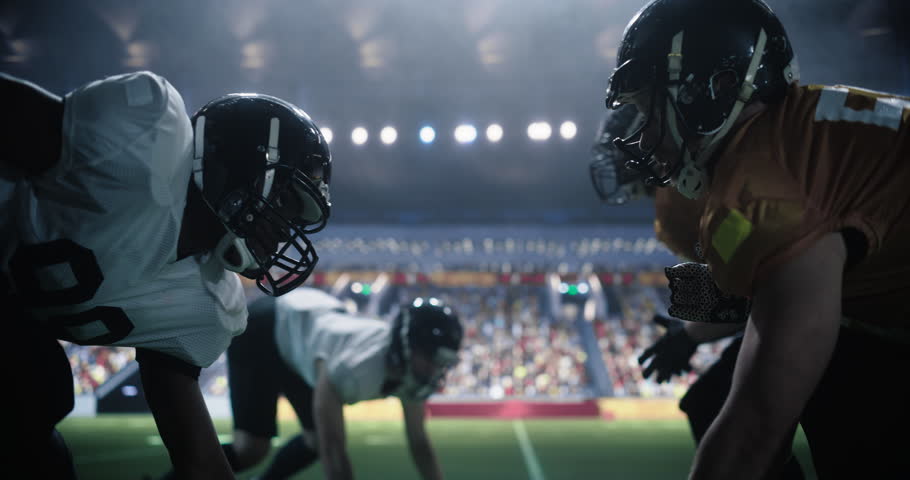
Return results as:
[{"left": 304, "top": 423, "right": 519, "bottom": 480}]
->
[
  {"left": 1, "top": 71, "right": 246, "bottom": 367},
  {"left": 275, "top": 288, "right": 391, "bottom": 404}
]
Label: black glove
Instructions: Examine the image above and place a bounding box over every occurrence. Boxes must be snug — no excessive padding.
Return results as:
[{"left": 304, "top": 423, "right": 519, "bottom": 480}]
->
[
  {"left": 664, "top": 262, "right": 751, "bottom": 324},
  {"left": 638, "top": 313, "right": 698, "bottom": 383}
]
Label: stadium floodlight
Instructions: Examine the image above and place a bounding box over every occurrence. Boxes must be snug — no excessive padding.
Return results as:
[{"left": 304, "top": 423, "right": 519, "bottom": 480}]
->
[
  {"left": 380, "top": 126, "right": 398, "bottom": 145},
  {"left": 320, "top": 127, "right": 333, "bottom": 144},
  {"left": 486, "top": 123, "right": 503, "bottom": 143},
  {"left": 351, "top": 127, "right": 368, "bottom": 145},
  {"left": 527, "top": 121, "right": 552, "bottom": 141},
  {"left": 419, "top": 126, "right": 436, "bottom": 144},
  {"left": 560, "top": 121, "right": 577, "bottom": 140},
  {"left": 454, "top": 124, "right": 478, "bottom": 144}
]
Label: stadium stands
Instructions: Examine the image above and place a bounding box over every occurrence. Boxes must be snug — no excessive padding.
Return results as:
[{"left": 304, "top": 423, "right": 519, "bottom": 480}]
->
[{"left": 61, "top": 227, "right": 730, "bottom": 403}]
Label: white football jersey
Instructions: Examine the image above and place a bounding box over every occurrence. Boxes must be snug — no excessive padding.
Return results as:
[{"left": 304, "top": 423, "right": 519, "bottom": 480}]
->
[
  {"left": 275, "top": 288, "right": 392, "bottom": 405},
  {"left": 0, "top": 71, "right": 246, "bottom": 367}
]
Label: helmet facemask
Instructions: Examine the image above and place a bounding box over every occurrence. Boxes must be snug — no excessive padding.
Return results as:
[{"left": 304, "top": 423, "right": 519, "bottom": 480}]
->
[
  {"left": 389, "top": 299, "right": 463, "bottom": 401},
  {"left": 193, "top": 111, "right": 332, "bottom": 296},
  {"left": 212, "top": 165, "right": 329, "bottom": 296},
  {"left": 396, "top": 346, "right": 459, "bottom": 401},
  {"left": 589, "top": 105, "right": 653, "bottom": 204},
  {"left": 607, "top": 77, "right": 683, "bottom": 189},
  {"left": 604, "top": 0, "right": 799, "bottom": 200},
  {"left": 607, "top": 28, "right": 772, "bottom": 200}
]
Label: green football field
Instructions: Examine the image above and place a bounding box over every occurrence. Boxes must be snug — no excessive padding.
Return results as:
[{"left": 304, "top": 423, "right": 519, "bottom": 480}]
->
[{"left": 59, "top": 416, "right": 817, "bottom": 479}]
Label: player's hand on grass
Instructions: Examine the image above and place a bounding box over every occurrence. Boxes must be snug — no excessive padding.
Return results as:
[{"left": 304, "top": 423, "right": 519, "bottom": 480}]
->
[{"left": 638, "top": 314, "right": 698, "bottom": 383}]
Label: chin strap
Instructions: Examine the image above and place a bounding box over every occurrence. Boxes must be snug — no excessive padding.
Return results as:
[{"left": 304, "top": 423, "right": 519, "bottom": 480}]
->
[
  {"left": 213, "top": 232, "right": 256, "bottom": 273},
  {"left": 668, "top": 28, "right": 769, "bottom": 200}
]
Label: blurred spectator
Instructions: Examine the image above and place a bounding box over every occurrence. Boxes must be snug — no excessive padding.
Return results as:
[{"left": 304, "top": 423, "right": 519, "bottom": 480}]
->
[
  {"left": 395, "top": 285, "right": 590, "bottom": 399},
  {"left": 61, "top": 342, "right": 135, "bottom": 395},
  {"left": 594, "top": 284, "right": 730, "bottom": 397},
  {"left": 62, "top": 268, "right": 713, "bottom": 401}
]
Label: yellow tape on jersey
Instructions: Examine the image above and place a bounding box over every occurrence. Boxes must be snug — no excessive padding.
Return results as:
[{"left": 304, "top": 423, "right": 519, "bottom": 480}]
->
[{"left": 712, "top": 209, "right": 753, "bottom": 263}]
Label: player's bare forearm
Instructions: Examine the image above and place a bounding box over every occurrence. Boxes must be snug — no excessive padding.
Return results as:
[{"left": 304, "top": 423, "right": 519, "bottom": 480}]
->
[
  {"left": 683, "top": 320, "right": 745, "bottom": 343},
  {"left": 689, "top": 233, "right": 845, "bottom": 479},
  {"left": 402, "top": 400, "right": 444, "bottom": 480},
  {"left": 320, "top": 449, "right": 354, "bottom": 480},
  {"left": 409, "top": 439, "right": 444, "bottom": 480},
  {"left": 139, "top": 360, "right": 234, "bottom": 479},
  {"left": 314, "top": 360, "right": 354, "bottom": 480}
]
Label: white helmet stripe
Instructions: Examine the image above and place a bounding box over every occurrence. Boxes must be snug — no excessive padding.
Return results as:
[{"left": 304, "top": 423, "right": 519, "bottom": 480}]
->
[
  {"left": 193, "top": 115, "right": 206, "bottom": 190},
  {"left": 262, "top": 117, "right": 280, "bottom": 199},
  {"left": 675, "top": 28, "right": 769, "bottom": 200},
  {"left": 703, "top": 28, "right": 768, "bottom": 152},
  {"left": 665, "top": 32, "right": 687, "bottom": 149}
]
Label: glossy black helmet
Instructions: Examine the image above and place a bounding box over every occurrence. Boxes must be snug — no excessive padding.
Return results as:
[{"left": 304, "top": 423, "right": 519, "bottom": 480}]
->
[
  {"left": 191, "top": 93, "right": 331, "bottom": 296},
  {"left": 605, "top": 0, "right": 798, "bottom": 198},
  {"left": 389, "top": 298, "right": 463, "bottom": 400}
]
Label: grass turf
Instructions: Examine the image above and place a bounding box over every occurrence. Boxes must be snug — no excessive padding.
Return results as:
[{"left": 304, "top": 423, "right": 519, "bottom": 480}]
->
[{"left": 59, "top": 416, "right": 816, "bottom": 479}]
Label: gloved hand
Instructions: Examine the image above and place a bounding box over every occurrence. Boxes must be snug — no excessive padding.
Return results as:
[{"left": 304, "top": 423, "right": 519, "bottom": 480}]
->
[
  {"left": 638, "top": 313, "right": 698, "bottom": 383},
  {"left": 664, "top": 261, "right": 751, "bottom": 324}
]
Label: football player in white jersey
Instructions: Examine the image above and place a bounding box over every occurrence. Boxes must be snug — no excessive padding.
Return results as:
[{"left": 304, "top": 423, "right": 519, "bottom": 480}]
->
[
  {"left": 1, "top": 71, "right": 332, "bottom": 478},
  {"left": 161, "top": 288, "right": 463, "bottom": 480}
]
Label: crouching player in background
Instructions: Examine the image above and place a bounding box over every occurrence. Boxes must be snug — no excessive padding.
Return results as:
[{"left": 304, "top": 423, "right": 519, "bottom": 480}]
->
[{"left": 162, "top": 288, "right": 462, "bottom": 480}]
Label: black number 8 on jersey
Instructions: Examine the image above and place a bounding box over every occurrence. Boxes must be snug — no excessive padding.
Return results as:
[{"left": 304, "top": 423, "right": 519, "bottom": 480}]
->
[{"left": 10, "top": 239, "right": 134, "bottom": 345}]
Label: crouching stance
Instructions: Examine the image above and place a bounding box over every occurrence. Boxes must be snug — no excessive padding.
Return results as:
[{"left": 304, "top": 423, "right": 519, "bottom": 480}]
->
[{"left": 198, "top": 288, "right": 460, "bottom": 480}]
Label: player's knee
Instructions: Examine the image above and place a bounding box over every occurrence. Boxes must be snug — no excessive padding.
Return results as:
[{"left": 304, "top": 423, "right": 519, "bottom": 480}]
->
[{"left": 232, "top": 430, "right": 272, "bottom": 468}]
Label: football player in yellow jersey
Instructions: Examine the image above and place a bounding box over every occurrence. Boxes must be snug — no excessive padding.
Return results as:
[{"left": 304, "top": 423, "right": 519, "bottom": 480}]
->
[
  {"left": 604, "top": 0, "right": 910, "bottom": 478},
  {"left": 591, "top": 105, "right": 804, "bottom": 479}
]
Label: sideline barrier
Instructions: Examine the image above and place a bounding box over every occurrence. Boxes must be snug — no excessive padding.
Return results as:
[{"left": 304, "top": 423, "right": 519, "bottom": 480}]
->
[
  {"left": 598, "top": 398, "right": 685, "bottom": 420},
  {"left": 427, "top": 399, "right": 601, "bottom": 418},
  {"left": 74, "top": 396, "right": 685, "bottom": 420},
  {"left": 278, "top": 397, "right": 682, "bottom": 421}
]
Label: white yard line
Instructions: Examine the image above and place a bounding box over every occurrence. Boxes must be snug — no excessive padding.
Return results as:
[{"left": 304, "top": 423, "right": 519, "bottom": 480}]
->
[{"left": 512, "top": 420, "right": 546, "bottom": 480}]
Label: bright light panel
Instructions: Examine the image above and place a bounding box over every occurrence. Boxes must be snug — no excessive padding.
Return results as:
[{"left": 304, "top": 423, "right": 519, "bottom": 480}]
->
[
  {"left": 527, "top": 122, "right": 552, "bottom": 141},
  {"left": 419, "top": 126, "right": 436, "bottom": 144},
  {"left": 486, "top": 123, "right": 503, "bottom": 143},
  {"left": 380, "top": 126, "right": 398, "bottom": 145},
  {"left": 351, "top": 127, "right": 368, "bottom": 145},
  {"left": 560, "top": 121, "right": 577, "bottom": 140},
  {"left": 454, "top": 124, "right": 477, "bottom": 144}
]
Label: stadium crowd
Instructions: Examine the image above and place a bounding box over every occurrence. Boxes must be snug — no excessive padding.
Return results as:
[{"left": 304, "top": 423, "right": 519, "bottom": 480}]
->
[
  {"left": 61, "top": 273, "right": 733, "bottom": 400},
  {"left": 62, "top": 342, "right": 135, "bottom": 395},
  {"left": 394, "top": 285, "right": 590, "bottom": 398},
  {"left": 595, "top": 284, "right": 730, "bottom": 397}
]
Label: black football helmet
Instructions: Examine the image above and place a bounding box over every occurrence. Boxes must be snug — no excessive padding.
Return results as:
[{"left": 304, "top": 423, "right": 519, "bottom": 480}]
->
[
  {"left": 191, "top": 93, "right": 331, "bottom": 296},
  {"left": 589, "top": 104, "right": 647, "bottom": 205},
  {"left": 389, "top": 298, "right": 463, "bottom": 400},
  {"left": 604, "top": 0, "right": 799, "bottom": 199}
]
